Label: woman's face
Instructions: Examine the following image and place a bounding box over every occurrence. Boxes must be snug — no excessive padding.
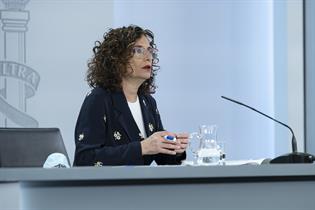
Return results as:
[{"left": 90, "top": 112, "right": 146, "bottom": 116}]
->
[{"left": 125, "top": 35, "right": 155, "bottom": 83}]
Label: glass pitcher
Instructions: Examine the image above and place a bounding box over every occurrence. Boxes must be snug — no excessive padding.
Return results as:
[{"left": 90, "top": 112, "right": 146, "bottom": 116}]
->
[{"left": 197, "top": 125, "right": 220, "bottom": 165}]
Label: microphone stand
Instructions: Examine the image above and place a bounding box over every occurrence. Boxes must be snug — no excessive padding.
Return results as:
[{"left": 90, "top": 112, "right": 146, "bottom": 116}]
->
[{"left": 221, "top": 96, "right": 315, "bottom": 163}]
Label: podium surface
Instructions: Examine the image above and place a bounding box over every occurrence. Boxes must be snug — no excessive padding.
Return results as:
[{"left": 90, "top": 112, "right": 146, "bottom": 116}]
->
[{"left": 1, "top": 164, "right": 315, "bottom": 209}]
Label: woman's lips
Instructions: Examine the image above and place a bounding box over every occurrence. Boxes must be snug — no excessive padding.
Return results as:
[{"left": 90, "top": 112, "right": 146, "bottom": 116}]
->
[
  {"left": 142, "top": 65, "right": 152, "bottom": 71},
  {"left": 142, "top": 65, "right": 151, "bottom": 69}
]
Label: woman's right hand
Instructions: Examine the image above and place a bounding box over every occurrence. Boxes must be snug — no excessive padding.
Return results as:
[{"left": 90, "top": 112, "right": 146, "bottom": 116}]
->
[{"left": 140, "top": 131, "right": 180, "bottom": 155}]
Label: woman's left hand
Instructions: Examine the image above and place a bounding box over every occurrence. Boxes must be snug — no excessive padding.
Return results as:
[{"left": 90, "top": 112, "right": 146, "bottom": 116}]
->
[{"left": 174, "top": 133, "right": 189, "bottom": 154}]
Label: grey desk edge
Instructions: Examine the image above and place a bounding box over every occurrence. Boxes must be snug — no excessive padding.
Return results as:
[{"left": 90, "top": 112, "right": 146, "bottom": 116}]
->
[
  {"left": 1, "top": 164, "right": 315, "bottom": 183},
  {"left": 2, "top": 164, "right": 315, "bottom": 210}
]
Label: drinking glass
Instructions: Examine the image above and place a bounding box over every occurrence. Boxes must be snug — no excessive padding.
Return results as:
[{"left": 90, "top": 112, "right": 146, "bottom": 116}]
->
[{"left": 188, "top": 132, "right": 202, "bottom": 165}]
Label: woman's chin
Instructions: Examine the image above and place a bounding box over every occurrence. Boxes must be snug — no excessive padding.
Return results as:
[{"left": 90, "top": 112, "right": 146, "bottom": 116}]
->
[{"left": 141, "top": 73, "right": 152, "bottom": 80}]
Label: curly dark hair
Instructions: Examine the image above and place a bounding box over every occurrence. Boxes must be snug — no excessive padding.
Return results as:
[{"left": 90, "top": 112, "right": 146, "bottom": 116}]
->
[{"left": 86, "top": 25, "right": 159, "bottom": 94}]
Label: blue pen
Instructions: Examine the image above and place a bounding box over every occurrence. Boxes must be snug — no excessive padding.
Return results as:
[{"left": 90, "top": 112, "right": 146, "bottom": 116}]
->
[{"left": 164, "top": 135, "right": 176, "bottom": 141}]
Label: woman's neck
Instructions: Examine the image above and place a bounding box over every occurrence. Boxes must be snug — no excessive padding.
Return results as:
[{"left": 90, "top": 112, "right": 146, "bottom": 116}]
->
[{"left": 121, "top": 80, "right": 141, "bottom": 102}]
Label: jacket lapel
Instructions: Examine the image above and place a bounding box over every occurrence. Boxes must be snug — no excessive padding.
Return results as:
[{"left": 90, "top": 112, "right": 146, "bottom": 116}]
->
[
  {"left": 111, "top": 91, "right": 141, "bottom": 142},
  {"left": 139, "top": 95, "right": 154, "bottom": 137}
]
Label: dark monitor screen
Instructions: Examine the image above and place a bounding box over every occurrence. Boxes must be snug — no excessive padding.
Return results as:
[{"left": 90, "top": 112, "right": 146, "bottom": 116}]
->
[{"left": 0, "top": 128, "right": 69, "bottom": 167}]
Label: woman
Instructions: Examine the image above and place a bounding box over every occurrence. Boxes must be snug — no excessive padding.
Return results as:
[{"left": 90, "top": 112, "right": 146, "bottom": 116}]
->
[{"left": 73, "top": 25, "right": 188, "bottom": 166}]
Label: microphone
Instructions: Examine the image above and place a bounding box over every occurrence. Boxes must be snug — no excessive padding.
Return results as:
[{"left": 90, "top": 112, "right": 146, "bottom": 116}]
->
[{"left": 221, "top": 95, "right": 315, "bottom": 164}]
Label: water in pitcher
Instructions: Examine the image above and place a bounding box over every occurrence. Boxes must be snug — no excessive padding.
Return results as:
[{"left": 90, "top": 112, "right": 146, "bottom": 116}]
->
[{"left": 197, "top": 139, "right": 220, "bottom": 165}]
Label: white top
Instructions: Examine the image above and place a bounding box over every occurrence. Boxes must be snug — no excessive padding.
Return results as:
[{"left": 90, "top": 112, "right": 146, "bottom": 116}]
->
[{"left": 128, "top": 96, "right": 147, "bottom": 138}]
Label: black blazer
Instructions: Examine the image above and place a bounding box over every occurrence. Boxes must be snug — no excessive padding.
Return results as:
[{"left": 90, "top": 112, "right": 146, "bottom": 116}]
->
[{"left": 73, "top": 87, "right": 185, "bottom": 166}]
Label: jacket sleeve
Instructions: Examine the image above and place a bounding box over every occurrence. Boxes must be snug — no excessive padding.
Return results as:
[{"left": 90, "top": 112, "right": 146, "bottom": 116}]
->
[
  {"left": 73, "top": 91, "right": 144, "bottom": 166},
  {"left": 146, "top": 95, "right": 186, "bottom": 165}
]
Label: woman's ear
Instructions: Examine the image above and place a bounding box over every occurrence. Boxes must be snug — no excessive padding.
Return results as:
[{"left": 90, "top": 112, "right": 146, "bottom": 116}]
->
[{"left": 126, "top": 63, "right": 134, "bottom": 74}]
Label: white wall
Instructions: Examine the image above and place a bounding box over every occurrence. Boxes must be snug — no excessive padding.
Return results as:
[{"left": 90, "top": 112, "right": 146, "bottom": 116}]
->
[
  {"left": 0, "top": 0, "right": 114, "bottom": 163},
  {"left": 273, "top": 0, "right": 304, "bottom": 155},
  {"left": 305, "top": 0, "right": 315, "bottom": 154},
  {"left": 0, "top": 0, "right": 304, "bottom": 163},
  {"left": 115, "top": 0, "right": 275, "bottom": 160}
]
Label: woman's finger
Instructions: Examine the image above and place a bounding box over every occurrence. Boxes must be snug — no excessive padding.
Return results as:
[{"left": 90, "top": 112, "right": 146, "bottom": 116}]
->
[
  {"left": 159, "top": 148, "right": 176, "bottom": 155},
  {"left": 161, "top": 142, "right": 180, "bottom": 150}
]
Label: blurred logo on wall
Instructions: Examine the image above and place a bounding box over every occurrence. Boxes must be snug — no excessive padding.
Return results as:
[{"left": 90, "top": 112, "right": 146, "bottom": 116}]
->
[{"left": 0, "top": 0, "right": 40, "bottom": 127}]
